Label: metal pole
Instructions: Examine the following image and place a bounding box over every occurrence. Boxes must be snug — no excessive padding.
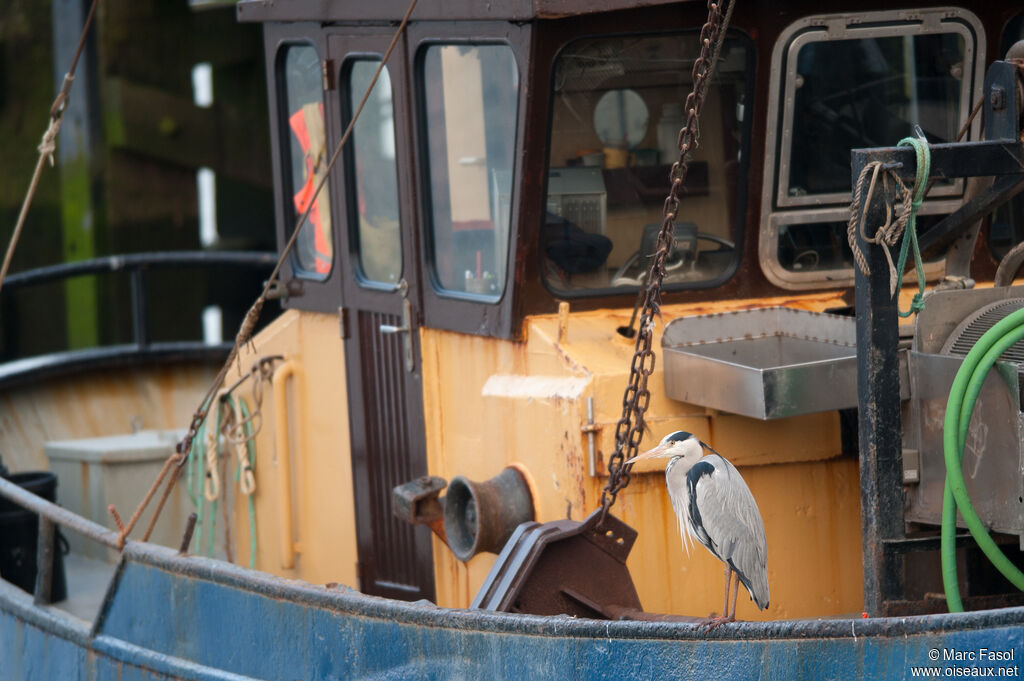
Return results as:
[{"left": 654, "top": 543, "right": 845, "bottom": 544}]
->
[
  {"left": 33, "top": 517, "right": 55, "bottom": 605},
  {"left": 852, "top": 152, "right": 907, "bottom": 617},
  {"left": 0, "top": 476, "right": 119, "bottom": 549},
  {"left": 130, "top": 267, "right": 150, "bottom": 348}
]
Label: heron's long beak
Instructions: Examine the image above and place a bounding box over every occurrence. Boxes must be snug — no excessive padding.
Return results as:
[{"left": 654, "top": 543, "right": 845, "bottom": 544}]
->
[{"left": 624, "top": 441, "right": 673, "bottom": 465}]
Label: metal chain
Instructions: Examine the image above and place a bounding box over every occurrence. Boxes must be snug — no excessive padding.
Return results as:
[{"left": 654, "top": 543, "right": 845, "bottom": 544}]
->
[{"left": 599, "top": 0, "right": 734, "bottom": 521}]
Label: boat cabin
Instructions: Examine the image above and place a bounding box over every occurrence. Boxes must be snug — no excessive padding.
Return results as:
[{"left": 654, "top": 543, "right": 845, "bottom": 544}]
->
[
  {"left": 219, "top": 0, "right": 1024, "bottom": 618},
  {"left": 0, "top": 0, "right": 1021, "bottom": 633}
]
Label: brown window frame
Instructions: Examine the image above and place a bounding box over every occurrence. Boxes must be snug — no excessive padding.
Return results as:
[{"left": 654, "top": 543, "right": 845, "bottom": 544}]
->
[
  {"left": 409, "top": 22, "right": 532, "bottom": 339},
  {"left": 264, "top": 23, "right": 342, "bottom": 314}
]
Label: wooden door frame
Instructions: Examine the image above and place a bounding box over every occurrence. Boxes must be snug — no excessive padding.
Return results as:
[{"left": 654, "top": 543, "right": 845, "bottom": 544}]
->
[{"left": 327, "top": 29, "right": 435, "bottom": 602}]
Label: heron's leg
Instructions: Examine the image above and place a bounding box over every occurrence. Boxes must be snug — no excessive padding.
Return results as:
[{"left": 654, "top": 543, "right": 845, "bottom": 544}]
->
[
  {"left": 728, "top": 569, "right": 740, "bottom": 619},
  {"left": 700, "top": 567, "right": 737, "bottom": 630},
  {"left": 721, "top": 563, "right": 732, "bottom": 617}
]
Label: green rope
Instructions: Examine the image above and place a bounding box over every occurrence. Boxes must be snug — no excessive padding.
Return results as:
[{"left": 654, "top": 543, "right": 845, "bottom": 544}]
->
[
  {"left": 186, "top": 401, "right": 212, "bottom": 555},
  {"left": 234, "top": 397, "right": 258, "bottom": 569},
  {"left": 894, "top": 135, "right": 930, "bottom": 318},
  {"left": 185, "top": 394, "right": 259, "bottom": 566},
  {"left": 184, "top": 398, "right": 218, "bottom": 557},
  {"left": 207, "top": 403, "right": 222, "bottom": 558}
]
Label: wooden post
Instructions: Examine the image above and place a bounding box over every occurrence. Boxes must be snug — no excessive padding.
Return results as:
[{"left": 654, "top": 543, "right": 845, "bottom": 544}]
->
[{"left": 52, "top": 0, "right": 101, "bottom": 349}]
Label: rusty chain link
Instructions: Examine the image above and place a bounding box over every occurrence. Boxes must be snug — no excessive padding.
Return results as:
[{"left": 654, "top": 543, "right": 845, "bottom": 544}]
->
[{"left": 599, "top": 0, "right": 735, "bottom": 522}]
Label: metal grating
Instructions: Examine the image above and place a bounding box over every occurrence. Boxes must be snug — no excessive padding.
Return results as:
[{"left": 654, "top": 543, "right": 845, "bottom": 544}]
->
[{"left": 943, "top": 298, "right": 1024, "bottom": 364}]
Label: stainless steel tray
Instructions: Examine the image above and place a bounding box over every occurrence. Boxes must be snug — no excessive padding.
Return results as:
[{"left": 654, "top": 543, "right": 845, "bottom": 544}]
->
[{"left": 662, "top": 307, "right": 859, "bottom": 420}]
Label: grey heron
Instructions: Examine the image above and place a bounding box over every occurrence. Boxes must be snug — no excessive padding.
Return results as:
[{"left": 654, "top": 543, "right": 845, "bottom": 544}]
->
[{"left": 626, "top": 430, "right": 769, "bottom": 622}]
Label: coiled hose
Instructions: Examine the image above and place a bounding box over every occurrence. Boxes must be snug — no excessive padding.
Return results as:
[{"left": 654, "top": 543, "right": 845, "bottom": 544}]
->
[{"left": 941, "top": 307, "right": 1024, "bottom": 611}]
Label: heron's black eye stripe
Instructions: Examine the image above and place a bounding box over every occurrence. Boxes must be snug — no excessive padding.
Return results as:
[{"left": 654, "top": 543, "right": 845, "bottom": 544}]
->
[{"left": 686, "top": 460, "right": 715, "bottom": 549}]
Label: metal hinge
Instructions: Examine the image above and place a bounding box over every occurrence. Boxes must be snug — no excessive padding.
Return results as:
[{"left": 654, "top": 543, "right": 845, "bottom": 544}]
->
[
  {"left": 322, "top": 59, "right": 336, "bottom": 91},
  {"left": 338, "top": 306, "right": 349, "bottom": 339}
]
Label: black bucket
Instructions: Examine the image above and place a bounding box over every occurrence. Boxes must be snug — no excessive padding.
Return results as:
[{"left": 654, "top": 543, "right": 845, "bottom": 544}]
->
[{"left": 0, "top": 471, "right": 68, "bottom": 602}]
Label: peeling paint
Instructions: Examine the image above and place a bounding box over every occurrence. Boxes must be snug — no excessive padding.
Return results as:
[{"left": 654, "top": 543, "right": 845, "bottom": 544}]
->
[{"left": 481, "top": 375, "right": 589, "bottom": 399}]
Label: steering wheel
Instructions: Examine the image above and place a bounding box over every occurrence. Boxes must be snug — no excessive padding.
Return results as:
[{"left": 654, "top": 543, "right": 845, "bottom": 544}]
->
[
  {"left": 693, "top": 233, "right": 736, "bottom": 252},
  {"left": 611, "top": 232, "right": 736, "bottom": 286}
]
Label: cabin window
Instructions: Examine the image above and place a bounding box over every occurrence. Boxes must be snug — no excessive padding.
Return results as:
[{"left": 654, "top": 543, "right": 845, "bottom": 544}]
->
[
  {"left": 541, "top": 32, "right": 752, "bottom": 295},
  {"left": 421, "top": 44, "right": 519, "bottom": 301},
  {"left": 760, "top": 9, "right": 984, "bottom": 289},
  {"left": 279, "top": 43, "right": 334, "bottom": 279},
  {"left": 345, "top": 59, "right": 402, "bottom": 287}
]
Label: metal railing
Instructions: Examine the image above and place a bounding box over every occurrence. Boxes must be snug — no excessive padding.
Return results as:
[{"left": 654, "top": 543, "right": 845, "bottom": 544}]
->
[
  {"left": 0, "top": 475, "right": 117, "bottom": 605},
  {"left": 0, "top": 251, "right": 276, "bottom": 385}
]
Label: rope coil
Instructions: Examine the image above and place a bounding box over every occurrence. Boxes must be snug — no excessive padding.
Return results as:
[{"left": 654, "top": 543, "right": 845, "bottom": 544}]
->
[{"left": 847, "top": 134, "right": 931, "bottom": 317}]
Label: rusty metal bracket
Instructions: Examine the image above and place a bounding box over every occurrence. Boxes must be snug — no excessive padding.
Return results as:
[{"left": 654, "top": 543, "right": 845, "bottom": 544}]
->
[
  {"left": 471, "top": 508, "right": 642, "bottom": 619},
  {"left": 852, "top": 57, "right": 1024, "bottom": 616},
  {"left": 264, "top": 278, "right": 303, "bottom": 301},
  {"left": 392, "top": 476, "right": 448, "bottom": 545}
]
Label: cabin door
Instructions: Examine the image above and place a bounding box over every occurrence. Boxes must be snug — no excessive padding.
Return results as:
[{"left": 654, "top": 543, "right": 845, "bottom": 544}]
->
[{"left": 329, "top": 34, "right": 435, "bottom": 602}]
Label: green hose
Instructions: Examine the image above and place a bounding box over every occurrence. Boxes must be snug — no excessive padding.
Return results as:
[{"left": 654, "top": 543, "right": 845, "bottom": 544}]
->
[{"left": 941, "top": 306, "right": 1024, "bottom": 611}]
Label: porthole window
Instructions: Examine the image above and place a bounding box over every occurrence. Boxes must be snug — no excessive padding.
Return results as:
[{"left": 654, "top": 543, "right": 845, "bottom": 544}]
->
[{"left": 759, "top": 8, "right": 984, "bottom": 289}]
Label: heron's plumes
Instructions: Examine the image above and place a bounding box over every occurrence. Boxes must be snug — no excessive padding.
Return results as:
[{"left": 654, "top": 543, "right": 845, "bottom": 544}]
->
[{"left": 673, "top": 497, "right": 695, "bottom": 556}]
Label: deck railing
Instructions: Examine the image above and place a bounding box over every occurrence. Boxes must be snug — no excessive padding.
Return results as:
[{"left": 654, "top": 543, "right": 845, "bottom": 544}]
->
[
  {"left": 0, "top": 475, "right": 117, "bottom": 605},
  {"left": 0, "top": 251, "right": 276, "bottom": 386}
]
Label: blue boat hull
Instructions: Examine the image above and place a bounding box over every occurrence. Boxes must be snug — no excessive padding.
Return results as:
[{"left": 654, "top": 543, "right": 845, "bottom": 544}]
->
[{"left": 2, "top": 542, "right": 1022, "bottom": 680}]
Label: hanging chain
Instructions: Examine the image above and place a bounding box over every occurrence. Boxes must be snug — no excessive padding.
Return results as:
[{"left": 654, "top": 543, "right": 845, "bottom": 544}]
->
[{"left": 599, "top": 0, "right": 734, "bottom": 521}]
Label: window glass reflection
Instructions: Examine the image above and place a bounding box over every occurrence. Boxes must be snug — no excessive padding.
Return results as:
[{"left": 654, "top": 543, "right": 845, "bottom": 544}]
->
[
  {"left": 281, "top": 44, "right": 333, "bottom": 277},
  {"left": 543, "top": 34, "right": 749, "bottom": 294},
  {"left": 788, "top": 34, "right": 965, "bottom": 197},
  {"left": 422, "top": 45, "right": 518, "bottom": 299},
  {"left": 348, "top": 60, "right": 401, "bottom": 285}
]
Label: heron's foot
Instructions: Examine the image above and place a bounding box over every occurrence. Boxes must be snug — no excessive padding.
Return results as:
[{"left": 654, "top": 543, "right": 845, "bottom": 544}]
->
[{"left": 698, "top": 614, "right": 736, "bottom": 630}]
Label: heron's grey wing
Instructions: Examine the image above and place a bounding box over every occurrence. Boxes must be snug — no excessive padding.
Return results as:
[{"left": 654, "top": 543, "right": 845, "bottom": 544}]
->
[{"left": 693, "top": 455, "right": 770, "bottom": 609}]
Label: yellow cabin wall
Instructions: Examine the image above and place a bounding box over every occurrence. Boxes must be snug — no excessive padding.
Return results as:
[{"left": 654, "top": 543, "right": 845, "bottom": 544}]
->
[
  {"left": 422, "top": 291, "right": 865, "bottom": 619},
  {"left": 232, "top": 291, "right": 868, "bottom": 618},
  {"left": 0, "top": 285, "right": 911, "bottom": 619},
  {"left": 227, "top": 309, "right": 358, "bottom": 588}
]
